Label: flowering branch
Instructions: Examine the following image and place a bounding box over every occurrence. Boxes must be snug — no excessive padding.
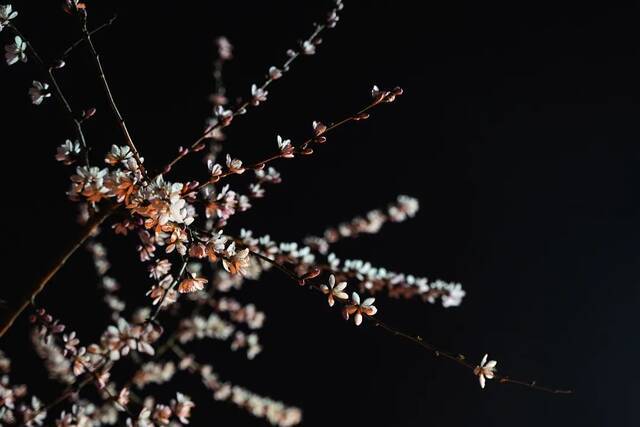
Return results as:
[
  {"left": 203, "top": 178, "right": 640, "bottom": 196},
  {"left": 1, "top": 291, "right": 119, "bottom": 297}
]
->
[
  {"left": 197, "top": 86, "right": 404, "bottom": 190},
  {"left": 159, "top": 0, "right": 344, "bottom": 176},
  {"left": 248, "top": 250, "right": 573, "bottom": 395},
  {"left": 1, "top": 2, "right": 574, "bottom": 425},
  {"left": 7, "top": 23, "right": 91, "bottom": 167}
]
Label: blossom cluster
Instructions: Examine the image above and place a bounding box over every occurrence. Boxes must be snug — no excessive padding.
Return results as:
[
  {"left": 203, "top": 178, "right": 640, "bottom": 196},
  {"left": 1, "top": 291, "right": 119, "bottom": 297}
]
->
[
  {"left": 199, "top": 362, "right": 302, "bottom": 426},
  {"left": 0, "top": 350, "right": 46, "bottom": 426},
  {"left": 0, "top": 0, "right": 505, "bottom": 426}
]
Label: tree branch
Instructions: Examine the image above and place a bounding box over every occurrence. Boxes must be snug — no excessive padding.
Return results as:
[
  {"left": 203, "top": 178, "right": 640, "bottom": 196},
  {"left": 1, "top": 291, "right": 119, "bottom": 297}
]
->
[
  {"left": 62, "top": 14, "right": 118, "bottom": 59},
  {"left": 0, "top": 204, "right": 118, "bottom": 337},
  {"left": 248, "top": 250, "right": 574, "bottom": 395},
  {"left": 158, "top": 7, "right": 338, "bottom": 177}
]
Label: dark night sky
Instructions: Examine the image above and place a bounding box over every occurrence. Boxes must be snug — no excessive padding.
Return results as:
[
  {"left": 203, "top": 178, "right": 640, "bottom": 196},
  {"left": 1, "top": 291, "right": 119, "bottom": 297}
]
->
[{"left": 2, "top": 1, "right": 639, "bottom": 426}]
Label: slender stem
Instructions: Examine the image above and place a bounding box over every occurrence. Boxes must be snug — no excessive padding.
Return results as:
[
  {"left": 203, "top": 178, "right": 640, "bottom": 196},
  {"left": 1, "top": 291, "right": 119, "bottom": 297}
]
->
[
  {"left": 195, "top": 95, "right": 391, "bottom": 191},
  {"left": 27, "top": 376, "right": 94, "bottom": 424},
  {"left": 250, "top": 250, "right": 301, "bottom": 282},
  {"left": 248, "top": 250, "right": 574, "bottom": 395},
  {"left": 79, "top": 11, "right": 148, "bottom": 180},
  {"left": 0, "top": 204, "right": 118, "bottom": 338},
  {"left": 21, "top": 349, "right": 111, "bottom": 425},
  {"left": 62, "top": 14, "right": 118, "bottom": 59}
]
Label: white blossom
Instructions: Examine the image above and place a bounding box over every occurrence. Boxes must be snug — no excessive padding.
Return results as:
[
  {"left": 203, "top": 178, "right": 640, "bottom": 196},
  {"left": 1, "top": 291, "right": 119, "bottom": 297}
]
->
[
  {"left": 320, "top": 274, "right": 348, "bottom": 307},
  {"left": 474, "top": 354, "right": 497, "bottom": 389},
  {"left": 178, "top": 272, "right": 208, "bottom": 294},
  {"left": 250, "top": 84, "right": 268, "bottom": 105},
  {"left": 301, "top": 40, "right": 316, "bottom": 55},
  {"left": 268, "top": 66, "right": 282, "bottom": 80},
  {"left": 171, "top": 392, "right": 195, "bottom": 424},
  {"left": 216, "top": 36, "right": 233, "bottom": 60},
  {"left": 207, "top": 159, "right": 222, "bottom": 177},
  {"left": 28, "top": 80, "right": 50, "bottom": 105},
  {"left": 105, "top": 145, "right": 133, "bottom": 165},
  {"left": 5, "top": 35, "right": 26, "bottom": 65},
  {"left": 343, "top": 292, "right": 377, "bottom": 325},
  {"left": 55, "top": 139, "right": 81, "bottom": 165},
  {"left": 371, "top": 84, "right": 383, "bottom": 99},
  {"left": 0, "top": 5, "right": 18, "bottom": 32},
  {"left": 277, "top": 135, "right": 294, "bottom": 157},
  {"left": 226, "top": 154, "right": 245, "bottom": 174}
]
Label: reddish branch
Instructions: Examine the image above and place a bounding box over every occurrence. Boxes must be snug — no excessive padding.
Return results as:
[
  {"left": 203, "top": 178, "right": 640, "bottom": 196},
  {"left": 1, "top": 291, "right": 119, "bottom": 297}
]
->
[
  {"left": 0, "top": 204, "right": 117, "bottom": 337},
  {"left": 159, "top": 9, "right": 337, "bottom": 177},
  {"left": 196, "top": 88, "right": 404, "bottom": 191}
]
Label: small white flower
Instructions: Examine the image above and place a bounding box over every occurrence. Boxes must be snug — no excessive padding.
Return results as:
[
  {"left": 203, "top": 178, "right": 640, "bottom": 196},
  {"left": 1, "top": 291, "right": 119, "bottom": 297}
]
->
[
  {"left": 474, "top": 354, "right": 497, "bottom": 389},
  {"left": 327, "top": 9, "right": 340, "bottom": 28},
  {"left": 371, "top": 84, "right": 383, "bottom": 99},
  {"left": 105, "top": 145, "right": 133, "bottom": 165},
  {"left": 5, "top": 35, "right": 26, "bottom": 65},
  {"left": 222, "top": 247, "right": 250, "bottom": 276},
  {"left": 343, "top": 292, "right": 377, "bottom": 326},
  {"left": 178, "top": 272, "right": 208, "bottom": 294},
  {"left": 268, "top": 66, "right": 282, "bottom": 80},
  {"left": 214, "top": 105, "right": 233, "bottom": 127},
  {"left": 320, "top": 274, "right": 348, "bottom": 307},
  {"left": 28, "top": 80, "right": 51, "bottom": 105},
  {"left": 250, "top": 84, "right": 268, "bottom": 105},
  {"left": 0, "top": 5, "right": 18, "bottom": 32},
  {"left": 225, "top": 154, "right": 245, "bottom": 174},
  {"left": 312, "top": 120, "right": 327, "bottom": 137},
  {"left": 276, "top": 134, "right": 294, "bottom": 158},
  {"left": 216, "top": 36, "right": 233, "bottom": 60},
  {"left": 55, "top": 139, "right": 81, "bottom": 165},
  {"left": 207, "top": 159, "right": 223, "bottom": 177},
  {"left": 302, "top": 40, "right": 316, "bottom": 55},
  {"left": 172, "top": 392, "right": 195, "bottom": 424}
]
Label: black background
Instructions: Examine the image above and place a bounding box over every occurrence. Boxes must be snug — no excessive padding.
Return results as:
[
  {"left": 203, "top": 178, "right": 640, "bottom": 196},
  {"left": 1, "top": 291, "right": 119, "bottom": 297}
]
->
[{"left": 2, "top": 1, "right": 639, "bottom": 426}]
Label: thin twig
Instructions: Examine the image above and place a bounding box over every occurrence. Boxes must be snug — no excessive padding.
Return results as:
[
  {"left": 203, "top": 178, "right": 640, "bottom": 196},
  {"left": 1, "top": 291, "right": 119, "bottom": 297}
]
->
[
  {"left": 9, "top": 23, "right": 91, "bottom": 167},
  {"left": 158, "top": 14, "right": 334, "bottom": 177},
  {"left": 0, "top": 204, "right": 118, "bottom": 337},
  {"left": 195, "top": 91, "right": 398, "bottom": 191},
  {"left": 62, "top": 14, "right": 118, "bottom": 59}
]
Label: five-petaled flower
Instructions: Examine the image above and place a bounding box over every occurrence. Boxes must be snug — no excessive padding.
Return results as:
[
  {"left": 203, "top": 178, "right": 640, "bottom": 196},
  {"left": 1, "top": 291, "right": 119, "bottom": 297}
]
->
[
  {"left": 320, "top": 274, "right": 348, "bottom": 307},
  {"left": 105, "top": 145, "right": 133, "bottom": 165},
  {"left": 473, "top": 354, "right": 497, "bottom": 389},
  {"left": 222, "top": 247, "right": 250, "bottom": 276},
  {"left": 178, "top": 272, "right": 208, "bottom": 294},
  {"left": 28, "top": 80, "right": 51, "bottom": 105},
  {"left": 55, "top": 139, "right": 82, "bottom": 165},
  {"left": 343, "top": 292, "right": 377, "bottom": 325}
]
